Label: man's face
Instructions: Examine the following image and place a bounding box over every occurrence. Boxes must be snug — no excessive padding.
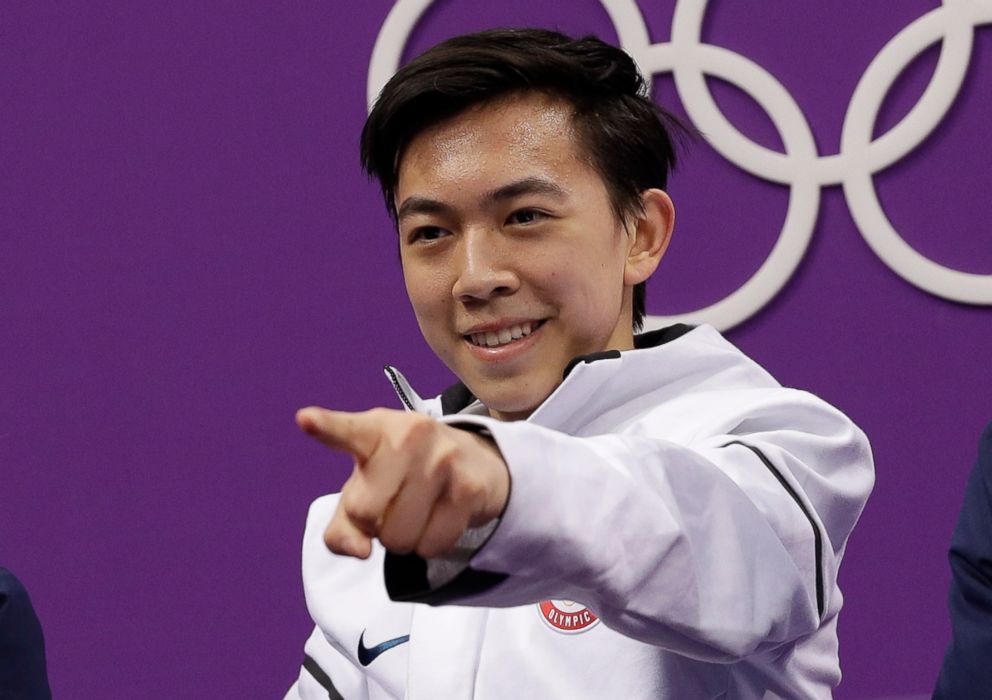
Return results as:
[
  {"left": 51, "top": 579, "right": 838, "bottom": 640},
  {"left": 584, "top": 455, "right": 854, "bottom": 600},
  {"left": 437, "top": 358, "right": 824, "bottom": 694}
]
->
[{"left": 395, "top": 93, "right": 637, "bottom": 420}]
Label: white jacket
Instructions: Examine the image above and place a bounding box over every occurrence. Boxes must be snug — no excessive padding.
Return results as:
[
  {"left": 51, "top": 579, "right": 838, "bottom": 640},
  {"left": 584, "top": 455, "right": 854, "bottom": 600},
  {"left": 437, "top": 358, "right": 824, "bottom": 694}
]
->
[{"left": 287, "top": 325, "right": 874, "bottom": 699}]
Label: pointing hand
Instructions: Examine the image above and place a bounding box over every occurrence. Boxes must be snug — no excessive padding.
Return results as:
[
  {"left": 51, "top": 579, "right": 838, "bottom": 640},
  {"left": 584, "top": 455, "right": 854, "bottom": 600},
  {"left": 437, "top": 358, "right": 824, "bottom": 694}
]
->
[{"left": 296, "top": 407, "right": 510, "bottom": 560}]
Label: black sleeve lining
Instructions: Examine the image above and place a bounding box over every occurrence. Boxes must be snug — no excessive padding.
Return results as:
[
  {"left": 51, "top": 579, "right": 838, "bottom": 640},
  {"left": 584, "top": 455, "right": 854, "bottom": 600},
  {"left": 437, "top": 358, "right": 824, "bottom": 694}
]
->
[
  {"left": 721, "top": 440, "right": 825, "bottom": 617},
  {"left": 384, "top": 551, "right": 509, "bottom": 604}
]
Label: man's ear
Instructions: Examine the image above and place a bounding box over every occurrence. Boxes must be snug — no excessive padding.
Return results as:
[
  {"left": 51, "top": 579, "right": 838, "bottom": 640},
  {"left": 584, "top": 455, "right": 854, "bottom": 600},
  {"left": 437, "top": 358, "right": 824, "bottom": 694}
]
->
[{"left": 624, "top": 188, "right": 674, "bottom": 286}]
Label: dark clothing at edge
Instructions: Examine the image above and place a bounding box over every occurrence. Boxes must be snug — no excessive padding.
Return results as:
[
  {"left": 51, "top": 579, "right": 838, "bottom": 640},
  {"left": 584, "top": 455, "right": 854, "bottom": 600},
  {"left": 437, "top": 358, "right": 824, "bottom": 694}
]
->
[
  {"left": 934, "top": 422, "right": 992, "bottom": 699},
  {"left": 0, "top": 567, "right": 51, "bottom": 699}
]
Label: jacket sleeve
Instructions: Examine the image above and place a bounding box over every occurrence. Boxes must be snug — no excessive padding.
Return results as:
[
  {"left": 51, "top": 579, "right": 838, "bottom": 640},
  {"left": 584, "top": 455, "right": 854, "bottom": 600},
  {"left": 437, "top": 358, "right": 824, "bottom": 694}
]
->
[
  {"left": 286, "top": 496, "right": 371, "bottom": 700},
  {"left": 384, "top": 390, "right": 874, "bottom": 662}
]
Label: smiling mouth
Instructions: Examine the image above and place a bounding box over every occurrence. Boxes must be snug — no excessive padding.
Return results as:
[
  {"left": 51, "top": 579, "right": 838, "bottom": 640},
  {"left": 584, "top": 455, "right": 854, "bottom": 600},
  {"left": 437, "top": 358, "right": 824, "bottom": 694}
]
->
[{"left": 465, "top": 320, "right": 544, "bottom": 348}]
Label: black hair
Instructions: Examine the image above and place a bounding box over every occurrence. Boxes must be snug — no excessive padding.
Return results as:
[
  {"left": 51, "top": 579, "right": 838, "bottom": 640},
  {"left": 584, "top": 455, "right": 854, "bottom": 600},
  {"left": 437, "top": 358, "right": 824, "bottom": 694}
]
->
[{"left": 361, "top": 28, "right": 689, "bottom": 330}]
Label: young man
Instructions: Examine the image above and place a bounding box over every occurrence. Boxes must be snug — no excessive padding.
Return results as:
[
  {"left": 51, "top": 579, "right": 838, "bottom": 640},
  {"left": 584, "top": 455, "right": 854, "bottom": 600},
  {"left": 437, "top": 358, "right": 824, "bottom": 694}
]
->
[{"left": 287, "top": 29, "right": 873, "bottom": 699}]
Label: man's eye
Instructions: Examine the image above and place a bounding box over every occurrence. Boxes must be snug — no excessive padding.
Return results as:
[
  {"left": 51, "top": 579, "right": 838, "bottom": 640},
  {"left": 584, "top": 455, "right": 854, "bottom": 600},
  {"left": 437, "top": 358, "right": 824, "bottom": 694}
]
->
[
  {"left": 506, "top": 209, "right": 546, "bottom": 226},
  {"left": 409, "top": 226, "right": 447, "bottom": 243}
]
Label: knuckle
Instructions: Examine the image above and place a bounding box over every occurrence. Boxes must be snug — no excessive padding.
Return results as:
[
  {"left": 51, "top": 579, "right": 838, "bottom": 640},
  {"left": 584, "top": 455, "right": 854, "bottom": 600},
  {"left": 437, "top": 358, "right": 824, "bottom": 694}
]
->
[
  {"left": 323, "top": 519, "right": 350, "bottom": 552},
  {"left": 342, "top": 495, "right": 378, "bottom": 531},
  {"left": 424, "top": 442, "right": 458, "bottom": 482},
  {"left": 417, "top": 505, "right": 470, "bottom": 560},
  {"left": 395, "top": 414, "right": 437, "bottom": 450},
  {"left": 365, "top": 407, "right": 391, "bottom": 421},
  {"left": 379, "top": 529, "right": 414, "bottom": 555},
  {"left": 436, "top": 438, "right": 460, "bottom": 465},
  {"left": 447, "top": 469, "right": 483, "bottom": 504},
  {"left": 324, "top": 530, "right": 347, "bottom": 553},
  {"left": 407, "top": 413, "right": 437, "bottom": 437}
]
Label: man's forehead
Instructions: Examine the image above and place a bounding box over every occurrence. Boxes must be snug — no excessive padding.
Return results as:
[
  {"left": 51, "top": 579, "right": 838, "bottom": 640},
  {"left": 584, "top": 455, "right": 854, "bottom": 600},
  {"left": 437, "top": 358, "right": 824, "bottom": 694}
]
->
[
  {"left": 393, "top": 93, "right": 594, "bottom": 209},
  {"left": 402, "top": 92, "right": 578, "bottom": 167}
]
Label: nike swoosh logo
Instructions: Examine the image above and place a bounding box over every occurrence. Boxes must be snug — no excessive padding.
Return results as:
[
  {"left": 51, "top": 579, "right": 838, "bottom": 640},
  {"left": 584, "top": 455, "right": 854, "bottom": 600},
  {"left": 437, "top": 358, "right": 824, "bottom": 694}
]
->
[{"left": 357, "top": 629, "right": 410, "bottom": 667}]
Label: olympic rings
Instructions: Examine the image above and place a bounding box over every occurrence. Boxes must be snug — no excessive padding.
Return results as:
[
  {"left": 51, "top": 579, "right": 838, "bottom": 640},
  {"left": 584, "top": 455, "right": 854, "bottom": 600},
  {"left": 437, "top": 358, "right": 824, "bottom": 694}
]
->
[{"left": 368, "top": 0, "right": 992, "bottom": 331}]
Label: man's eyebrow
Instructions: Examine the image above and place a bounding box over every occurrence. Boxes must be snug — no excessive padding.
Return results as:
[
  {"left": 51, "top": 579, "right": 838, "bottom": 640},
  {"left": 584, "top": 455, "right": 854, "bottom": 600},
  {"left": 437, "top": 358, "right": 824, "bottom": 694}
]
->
[
  {"left": 396, "top": 197, "right": 451, "bottom": 222},
  {"left": 485, "top": 177, "right": 567, "bottom": 204},
  {"left": 396, "top": 177, "right": 567, "bottom": 221}
]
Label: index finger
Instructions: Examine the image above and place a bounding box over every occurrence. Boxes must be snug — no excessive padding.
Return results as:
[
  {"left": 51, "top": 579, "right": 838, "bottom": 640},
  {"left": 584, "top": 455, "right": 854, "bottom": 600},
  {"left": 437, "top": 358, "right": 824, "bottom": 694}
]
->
[{"left": 295, "top": 407, "right": 379, "bottom": 460}]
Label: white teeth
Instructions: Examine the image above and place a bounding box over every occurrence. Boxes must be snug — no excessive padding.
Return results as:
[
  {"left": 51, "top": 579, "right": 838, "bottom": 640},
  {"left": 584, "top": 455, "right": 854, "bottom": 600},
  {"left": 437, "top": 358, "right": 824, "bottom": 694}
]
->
[
  {"left": 468, "top": 321, "right": 538, "bottom": 348},
  {"left": 512, "top": 322, "right": 534, "bottom": 338}
]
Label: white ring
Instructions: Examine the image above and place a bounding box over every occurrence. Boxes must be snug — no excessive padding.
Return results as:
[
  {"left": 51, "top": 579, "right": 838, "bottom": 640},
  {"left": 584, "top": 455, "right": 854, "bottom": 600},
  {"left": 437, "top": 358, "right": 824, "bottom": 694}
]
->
[
  {"left": 841, "top": 1, "right": 992, "bottom": 304},
  {"left": 368, "top": 0, "right": 434, "bottom": 110},
  {"left": 641, "top": 0, "right": 821, "bottom": 330},
  {"left": 367, "top": 0, "right": 992, "bottom": 328}
]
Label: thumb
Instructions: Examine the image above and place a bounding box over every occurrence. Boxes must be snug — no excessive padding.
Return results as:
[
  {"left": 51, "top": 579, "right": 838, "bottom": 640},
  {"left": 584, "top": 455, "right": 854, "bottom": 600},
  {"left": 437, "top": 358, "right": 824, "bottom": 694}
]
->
[{"left": 324, "top": 504, "right": 374, "bottom": 559}]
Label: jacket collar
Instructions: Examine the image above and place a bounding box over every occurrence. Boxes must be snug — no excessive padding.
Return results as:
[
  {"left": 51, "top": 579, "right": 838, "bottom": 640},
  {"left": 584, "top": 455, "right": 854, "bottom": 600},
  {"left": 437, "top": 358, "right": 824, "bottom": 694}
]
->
[{"left": 386, "top": 323, "right": 696, "bottom": 417}]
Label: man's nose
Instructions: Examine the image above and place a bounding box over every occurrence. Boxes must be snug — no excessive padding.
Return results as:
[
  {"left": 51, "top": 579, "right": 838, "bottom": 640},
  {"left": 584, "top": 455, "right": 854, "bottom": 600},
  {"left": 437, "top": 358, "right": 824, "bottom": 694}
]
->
[{"left": 451, "top": 230, "right": 519, "bottom": 302}]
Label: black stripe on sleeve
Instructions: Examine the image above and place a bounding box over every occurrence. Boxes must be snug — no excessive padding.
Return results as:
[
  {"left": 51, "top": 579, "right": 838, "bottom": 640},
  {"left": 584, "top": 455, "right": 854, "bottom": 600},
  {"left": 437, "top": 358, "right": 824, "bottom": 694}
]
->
[
  {"left": 721, "top": 440, "right": 825, "bottom": 617},
  {"left": 302, "top": 655, "right": 345, "bottom": 700}
]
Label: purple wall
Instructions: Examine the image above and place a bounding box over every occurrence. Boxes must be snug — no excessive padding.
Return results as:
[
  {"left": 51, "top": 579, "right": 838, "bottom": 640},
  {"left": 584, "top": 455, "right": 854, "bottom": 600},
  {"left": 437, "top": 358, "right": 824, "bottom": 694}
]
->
[{"left": 2, "top": 1, "right": 989, "bottom": 697}]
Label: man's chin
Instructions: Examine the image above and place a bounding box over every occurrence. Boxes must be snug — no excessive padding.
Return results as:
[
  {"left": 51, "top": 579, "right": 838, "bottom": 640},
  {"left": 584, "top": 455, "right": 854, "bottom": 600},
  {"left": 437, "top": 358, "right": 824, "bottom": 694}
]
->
[{"left": 470, "top": 382, "right": 552, "bottom": 422}]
